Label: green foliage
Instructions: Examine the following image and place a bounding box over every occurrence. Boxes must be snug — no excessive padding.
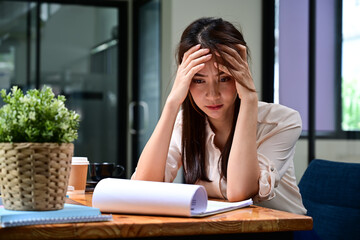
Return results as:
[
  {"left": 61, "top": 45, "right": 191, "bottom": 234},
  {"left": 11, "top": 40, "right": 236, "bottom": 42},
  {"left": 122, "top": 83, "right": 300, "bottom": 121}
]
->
[
  {"left": 0, "top": 86, "right": 80, "bottom": 143},
  {"left": 342, "top": 77, "right": 360, "bottom": 131}
]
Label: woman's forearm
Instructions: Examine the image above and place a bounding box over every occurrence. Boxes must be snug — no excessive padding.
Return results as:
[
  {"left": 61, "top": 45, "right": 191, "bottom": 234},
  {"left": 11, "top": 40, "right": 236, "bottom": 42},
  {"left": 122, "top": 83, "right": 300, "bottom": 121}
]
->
[
  {"left": 226, "top": 94, "right": 260, "bottom": 201},
  {"left": 132, "top": 99, "right": 181, "bottom": 182}
]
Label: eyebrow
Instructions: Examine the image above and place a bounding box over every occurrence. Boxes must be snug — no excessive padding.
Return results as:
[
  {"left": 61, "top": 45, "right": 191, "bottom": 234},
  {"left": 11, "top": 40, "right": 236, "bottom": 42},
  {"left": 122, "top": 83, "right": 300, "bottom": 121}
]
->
[{"left": 194, "top": 71, "right": 225, "bottom": 78}]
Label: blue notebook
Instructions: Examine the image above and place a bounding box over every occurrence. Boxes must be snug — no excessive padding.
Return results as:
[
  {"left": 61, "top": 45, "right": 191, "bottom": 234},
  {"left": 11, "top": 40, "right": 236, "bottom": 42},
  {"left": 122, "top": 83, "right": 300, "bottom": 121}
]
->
[{"left": 0, "top": 199, "right": 112, "bottom": 228}]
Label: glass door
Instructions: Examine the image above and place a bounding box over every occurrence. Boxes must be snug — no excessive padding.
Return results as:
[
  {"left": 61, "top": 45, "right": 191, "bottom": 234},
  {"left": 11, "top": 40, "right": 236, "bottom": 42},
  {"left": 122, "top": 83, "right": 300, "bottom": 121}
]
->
[
  {"left": 39, "top": 3, "right": 121, "bottom": 166},
  {"left": 0, "top": 1, "right": 128, "bottom": 175}
]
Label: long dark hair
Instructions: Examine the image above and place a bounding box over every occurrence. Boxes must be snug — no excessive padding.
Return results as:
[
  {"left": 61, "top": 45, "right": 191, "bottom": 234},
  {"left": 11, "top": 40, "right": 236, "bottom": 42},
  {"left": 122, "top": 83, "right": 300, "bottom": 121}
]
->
[{"left": 177, "top": 17, "right": 253, "bottom": 184}]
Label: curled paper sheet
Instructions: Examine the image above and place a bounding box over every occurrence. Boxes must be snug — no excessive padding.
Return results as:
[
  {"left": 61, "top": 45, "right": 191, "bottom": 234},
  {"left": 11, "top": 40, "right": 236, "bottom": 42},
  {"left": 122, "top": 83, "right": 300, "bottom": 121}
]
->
[{"left": 92, "top": 178, "right": 252, "bottom": 217}]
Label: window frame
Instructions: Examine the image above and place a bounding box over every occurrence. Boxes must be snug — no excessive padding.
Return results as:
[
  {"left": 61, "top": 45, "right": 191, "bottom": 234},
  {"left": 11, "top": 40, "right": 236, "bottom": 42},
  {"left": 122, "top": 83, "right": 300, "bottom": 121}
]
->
[{"left": 262, "top": 0, "right": 360, "bottom": 141}]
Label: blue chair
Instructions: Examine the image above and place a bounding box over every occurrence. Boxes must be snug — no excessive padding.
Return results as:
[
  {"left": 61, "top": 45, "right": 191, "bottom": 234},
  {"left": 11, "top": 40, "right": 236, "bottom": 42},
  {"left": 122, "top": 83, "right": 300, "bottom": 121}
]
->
[{"left": 296, "top": 159, "right": 360, "bottom": 240}]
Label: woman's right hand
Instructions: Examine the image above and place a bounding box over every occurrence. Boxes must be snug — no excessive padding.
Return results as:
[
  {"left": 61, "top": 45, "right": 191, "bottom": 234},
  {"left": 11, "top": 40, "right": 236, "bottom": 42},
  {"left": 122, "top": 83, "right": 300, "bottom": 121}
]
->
[
  {"left": 133, "top": 44, "right": 211, "bottom": 182},
  {"left": 167, "top": 44, "right": 212, "bottom": 106}
]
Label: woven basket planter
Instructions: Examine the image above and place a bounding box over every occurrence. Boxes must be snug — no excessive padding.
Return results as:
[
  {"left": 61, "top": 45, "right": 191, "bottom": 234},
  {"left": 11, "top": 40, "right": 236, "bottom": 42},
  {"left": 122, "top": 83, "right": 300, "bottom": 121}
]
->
[{"left": 0, "top": 142, "right": 74, "bottom": 211}]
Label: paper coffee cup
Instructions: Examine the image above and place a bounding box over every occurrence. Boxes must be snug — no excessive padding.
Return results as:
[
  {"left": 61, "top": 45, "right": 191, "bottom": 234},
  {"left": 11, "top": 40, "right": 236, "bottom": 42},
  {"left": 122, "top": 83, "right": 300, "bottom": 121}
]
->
[{"left": 68, "top": 157, "right": 89, "bottom": 194}]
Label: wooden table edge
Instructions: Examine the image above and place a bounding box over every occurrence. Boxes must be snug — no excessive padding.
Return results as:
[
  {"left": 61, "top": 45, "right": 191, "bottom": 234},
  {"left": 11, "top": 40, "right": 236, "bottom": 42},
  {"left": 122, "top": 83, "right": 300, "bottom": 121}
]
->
[{"left": 0, "top": 193, "right": 313, "bottom": 240}]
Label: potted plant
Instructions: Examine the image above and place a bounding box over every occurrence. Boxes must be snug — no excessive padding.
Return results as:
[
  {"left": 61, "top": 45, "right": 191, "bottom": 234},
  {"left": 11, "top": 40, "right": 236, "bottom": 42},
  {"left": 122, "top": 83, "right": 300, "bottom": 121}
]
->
[{"left": 0, "top": 86, "right": 80, "bottom": 211}]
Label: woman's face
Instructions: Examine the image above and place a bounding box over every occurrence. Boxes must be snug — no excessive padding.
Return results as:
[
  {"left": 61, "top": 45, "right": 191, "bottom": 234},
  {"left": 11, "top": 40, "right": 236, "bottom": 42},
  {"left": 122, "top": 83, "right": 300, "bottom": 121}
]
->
[{"left": 189, "top": 57, "right": 237, "bottom": 123}]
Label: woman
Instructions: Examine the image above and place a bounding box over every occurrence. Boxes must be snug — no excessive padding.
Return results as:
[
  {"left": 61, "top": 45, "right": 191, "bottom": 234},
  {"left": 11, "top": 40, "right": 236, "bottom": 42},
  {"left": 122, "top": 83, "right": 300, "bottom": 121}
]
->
[{"left": 132, "top": 17, "right": 306, "bottom": 215}]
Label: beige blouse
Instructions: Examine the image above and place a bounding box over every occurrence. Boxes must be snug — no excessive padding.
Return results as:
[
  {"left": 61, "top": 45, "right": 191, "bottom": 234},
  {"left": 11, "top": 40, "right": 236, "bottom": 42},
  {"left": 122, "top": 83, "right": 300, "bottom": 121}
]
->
[{"left": 165, "top": 101, "right": 307, "bottom": 215}]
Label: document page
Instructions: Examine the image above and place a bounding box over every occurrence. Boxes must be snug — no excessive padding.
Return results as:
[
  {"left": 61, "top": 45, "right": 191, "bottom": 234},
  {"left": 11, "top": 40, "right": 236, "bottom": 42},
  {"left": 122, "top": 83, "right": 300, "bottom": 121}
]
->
[{"left": 196, "top": 199, "right": 253, "bottom": 217}]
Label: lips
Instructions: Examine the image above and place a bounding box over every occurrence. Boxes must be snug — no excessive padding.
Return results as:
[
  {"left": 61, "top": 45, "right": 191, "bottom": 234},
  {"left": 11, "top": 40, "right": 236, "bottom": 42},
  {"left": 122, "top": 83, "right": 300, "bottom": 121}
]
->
[{"left": 206, "top": 104, "right": 223, "bottom": 110}]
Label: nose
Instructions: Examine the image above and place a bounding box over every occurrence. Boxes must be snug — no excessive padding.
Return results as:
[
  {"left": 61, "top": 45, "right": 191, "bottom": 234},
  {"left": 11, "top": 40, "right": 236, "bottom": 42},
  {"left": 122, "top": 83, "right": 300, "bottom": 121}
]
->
[{"left": 205, "top": 82, "right": 220, "bottom": 99}]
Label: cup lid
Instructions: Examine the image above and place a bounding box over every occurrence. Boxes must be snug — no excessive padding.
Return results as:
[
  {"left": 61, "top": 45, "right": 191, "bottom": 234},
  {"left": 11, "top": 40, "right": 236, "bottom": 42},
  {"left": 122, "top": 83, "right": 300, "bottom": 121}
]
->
[{"left": 71, "top": 157, "right": 89, "bottom": 165}]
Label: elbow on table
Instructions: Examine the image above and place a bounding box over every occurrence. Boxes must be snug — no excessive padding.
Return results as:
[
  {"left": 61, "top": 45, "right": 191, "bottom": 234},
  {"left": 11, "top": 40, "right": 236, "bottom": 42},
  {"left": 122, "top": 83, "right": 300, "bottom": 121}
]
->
[
  {"left": 227, "top": 191, "right": 250, "bottom": 202},
  {"left": 226, "top": 185, "right": 259, "bottom": 202}
]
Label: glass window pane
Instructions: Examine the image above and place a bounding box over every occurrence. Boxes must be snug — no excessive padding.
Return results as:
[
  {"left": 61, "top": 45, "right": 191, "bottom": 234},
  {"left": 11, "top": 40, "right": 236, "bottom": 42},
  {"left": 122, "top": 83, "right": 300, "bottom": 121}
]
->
[
  {"left": 342, "top": 0, "right": 360, "bottom": 131},
  {"left": 277, "top": 0, "right": 337, "bottom": 133},
  {"left": 278, "top": 0, "right": 309, "bottom": 130}
]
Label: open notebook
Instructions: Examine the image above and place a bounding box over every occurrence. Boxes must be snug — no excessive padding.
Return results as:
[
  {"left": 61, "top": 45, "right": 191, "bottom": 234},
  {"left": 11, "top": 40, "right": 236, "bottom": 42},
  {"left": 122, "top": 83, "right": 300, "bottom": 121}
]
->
[{"left": 92, "top": 178, "right": 252, "bottom": 217}]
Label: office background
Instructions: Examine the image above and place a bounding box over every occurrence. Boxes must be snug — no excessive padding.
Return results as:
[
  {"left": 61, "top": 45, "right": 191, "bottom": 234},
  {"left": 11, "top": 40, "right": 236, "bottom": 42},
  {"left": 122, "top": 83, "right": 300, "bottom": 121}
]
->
[{"left": 0, "top": 0, "right": 359, "bottom": 182}]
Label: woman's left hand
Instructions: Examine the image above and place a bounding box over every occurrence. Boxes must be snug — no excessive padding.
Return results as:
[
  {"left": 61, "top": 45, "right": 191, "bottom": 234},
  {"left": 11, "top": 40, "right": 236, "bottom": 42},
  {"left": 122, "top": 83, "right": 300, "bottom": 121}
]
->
[
  {"left": 216, "top": 45, "right": 260, "bottom": 201},
  {"left": 214, "top": 44, "right": 257, "bottom": 101}
]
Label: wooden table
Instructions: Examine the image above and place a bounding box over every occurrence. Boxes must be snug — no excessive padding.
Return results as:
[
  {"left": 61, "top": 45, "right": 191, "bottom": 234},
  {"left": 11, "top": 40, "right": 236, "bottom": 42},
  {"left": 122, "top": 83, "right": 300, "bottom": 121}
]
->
[{"left": 0, "top": 192, "right": 312, "bottom": 240}]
